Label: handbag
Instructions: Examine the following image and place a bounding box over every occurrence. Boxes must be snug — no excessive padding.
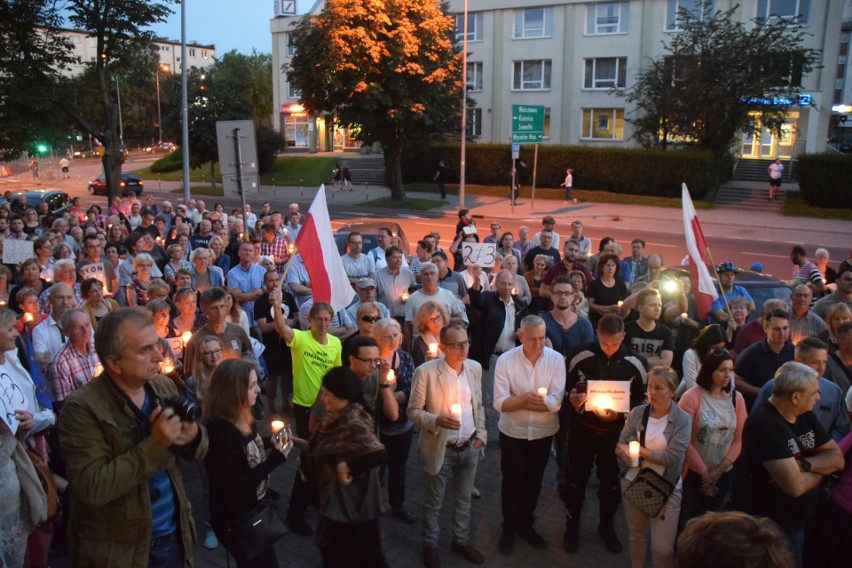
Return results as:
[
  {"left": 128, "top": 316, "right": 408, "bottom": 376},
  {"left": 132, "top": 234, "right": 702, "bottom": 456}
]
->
[
  {"left": 26, "top": 447, "right": 60, "bottom": 520},
  {"left": 223, "top": 496, "right": 287, "bottom": 564},
  {"left": 623, "top": 406, "right": 675, "bottom": 518}
]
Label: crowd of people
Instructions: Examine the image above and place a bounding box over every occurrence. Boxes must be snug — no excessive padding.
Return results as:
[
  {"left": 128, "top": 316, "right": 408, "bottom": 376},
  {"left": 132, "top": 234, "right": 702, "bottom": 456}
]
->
[{"left": 1, "top": 191, "right": 851, "bottom": 568}]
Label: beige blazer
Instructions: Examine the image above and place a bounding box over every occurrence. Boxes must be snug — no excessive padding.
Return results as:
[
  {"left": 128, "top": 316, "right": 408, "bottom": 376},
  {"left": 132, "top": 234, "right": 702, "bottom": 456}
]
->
[{"left": 407, "top": 358, "right": 487, "bottom": 476}]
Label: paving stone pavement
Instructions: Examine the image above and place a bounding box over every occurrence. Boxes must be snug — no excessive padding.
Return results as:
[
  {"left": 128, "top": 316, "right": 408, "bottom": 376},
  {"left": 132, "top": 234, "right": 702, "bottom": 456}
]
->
[{"left": 50, "top": 401, "right": 632, "bottom": 568}]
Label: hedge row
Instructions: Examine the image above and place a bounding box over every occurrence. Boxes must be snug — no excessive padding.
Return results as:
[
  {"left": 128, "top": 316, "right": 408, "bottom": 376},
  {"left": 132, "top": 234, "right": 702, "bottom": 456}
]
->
[
  {"left": 148, "top": 150, "right": 183, "bottom": 173},
  {"left": 401, "top": 143, "right": 717, "bottom": 199},
  {"left": 796, "top": 153, "right": 852, "bottom": 208}
]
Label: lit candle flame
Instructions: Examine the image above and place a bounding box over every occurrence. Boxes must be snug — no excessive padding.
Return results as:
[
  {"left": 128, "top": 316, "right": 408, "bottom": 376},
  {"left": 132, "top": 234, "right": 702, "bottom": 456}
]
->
[
  {"left": 239, "top": 233, "right": 244, "bottom": 240},
  {"left": 401, "top": 290, "right": 409, "bottom": 302},
  {"left": 451, "top": 403, "right": 461, "bottom": 416},
  {"left": 428, "top": 342, "right": 438, "bottom": 356},
  {"left": 617, "top": 301, "right": 623, "bottom": 308},
  {"left": 288, "top": 243, "right": 295, "bottom": 255},
  {"left": 24, "top": 313, "right": 34, "bottom": 323},
  {"left": 271, "top": 420, "right": 286, "bottom": 432},
  {"left": 0, "top": 300, "right": 6, "bottom": 307},
  {"left": 161, "top": 357, "right": 175, "bottom": 374},
  {"left": 511, "top": 287, "right": 517, "bottom": 295},
  {"left": 537, "top": 387, "right": 547, "bottom": 398},
  {"left": 181, "top": 330, "right": 192, "bottom": 345},
  {"left": 387, "top": 369, "right": 395, "bottom": 383},
  {"left": 681, "top": 312, "right": 688, "bottom": 320},
  {"left": 94, "top": 362, "right": 104, "bottom": 377}
]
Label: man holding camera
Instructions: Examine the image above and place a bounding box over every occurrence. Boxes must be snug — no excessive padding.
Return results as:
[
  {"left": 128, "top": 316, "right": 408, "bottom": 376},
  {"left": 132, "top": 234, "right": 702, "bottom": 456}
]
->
[{"left": 58, "top": 308, "right": 209, "bottom": 567}]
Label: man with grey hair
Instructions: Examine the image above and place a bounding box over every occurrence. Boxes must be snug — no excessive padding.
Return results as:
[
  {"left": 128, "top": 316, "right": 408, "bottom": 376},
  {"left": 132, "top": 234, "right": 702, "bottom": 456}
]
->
[
  {"left": 38, "top": 258, "right": 83, "bottom": 314},
  {"left": 733, "top": 298, "right": 789, "bottom": 354},
  {"left": 751, "top": 337, "right": 849, "bottom": 441},
  {"left": 789, "top": 284, "right": 826, "bottom": 345},
  {"left": 51, "top": 309, "right": 99, "bottom": 410},
  {"left": 32, "top": 282, "right": 78, "bottom": 368},
  {"left": 52, "top": 216, "right": 81, "bottom": 254},
  {"left": 493, "top": 315, "right": 565, "bottom": 554},
  {"left": 735, "top": 361, "right": 844, "bottom": 564}
]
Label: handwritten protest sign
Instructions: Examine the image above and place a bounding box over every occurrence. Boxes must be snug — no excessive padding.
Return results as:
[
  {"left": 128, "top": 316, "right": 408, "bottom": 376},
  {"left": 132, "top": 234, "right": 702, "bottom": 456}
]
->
[
  {"left": 2, "top": 239, "right": 33, "bottom": 265},
  {"left": 0, "top": 371, "right": 27, "bottom": 435},
  {"left": 460, "top": 243, "right": 497, "bottom": 268}
]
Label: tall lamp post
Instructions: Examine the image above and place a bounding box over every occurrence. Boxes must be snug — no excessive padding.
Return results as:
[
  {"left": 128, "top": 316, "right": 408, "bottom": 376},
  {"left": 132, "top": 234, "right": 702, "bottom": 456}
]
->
[
  {"left": 459, "top": 0, "right": 468, "bottom": 210},
  {"left": 155, "top": 63, "right": 170, "bottom": 144}
]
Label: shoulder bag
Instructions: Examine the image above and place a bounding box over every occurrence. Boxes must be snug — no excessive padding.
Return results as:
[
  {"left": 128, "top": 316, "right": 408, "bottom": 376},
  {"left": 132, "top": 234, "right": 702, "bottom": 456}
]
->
[
  {"left": 623, "top": 405, "right": 675, "bottom": 518},
  {"left": 223, "top": 495, "right": 287, "bottom": 564}
]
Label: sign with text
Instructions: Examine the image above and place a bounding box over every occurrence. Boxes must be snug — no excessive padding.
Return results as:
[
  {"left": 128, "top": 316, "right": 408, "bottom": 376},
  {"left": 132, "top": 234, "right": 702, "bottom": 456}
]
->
[
  {"left": 460, "top": 243, "right": 497, "bottom": 268},
  {"left": 0, "top": 370, "right": 27, "bottom": 435},
  {"left": 2, "top": 239, "right": 33, "bottom": 265},
  {"left": 511, "top": 104, "right": 545, "bottom": 143},
  {"left": 166, "top": 338, "right": 184, "bottom": 361},
  {"left": 586, "top": 380, "right": 631, "bottom": 414}
]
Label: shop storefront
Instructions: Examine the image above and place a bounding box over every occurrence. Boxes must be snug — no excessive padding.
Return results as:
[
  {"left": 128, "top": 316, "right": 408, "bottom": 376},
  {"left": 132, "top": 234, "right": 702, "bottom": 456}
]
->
[{"left": 281, "top": 104, "right": 311, "bottom": 150}]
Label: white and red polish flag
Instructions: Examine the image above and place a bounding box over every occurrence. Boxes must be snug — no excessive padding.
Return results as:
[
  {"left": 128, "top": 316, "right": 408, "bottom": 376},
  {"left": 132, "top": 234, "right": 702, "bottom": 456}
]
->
[
  {"left": 682, "top": 183, "right": 718, "bottom": 319},
  {"left": 294, "top": 185, "right": 355, "bottom": 312}
]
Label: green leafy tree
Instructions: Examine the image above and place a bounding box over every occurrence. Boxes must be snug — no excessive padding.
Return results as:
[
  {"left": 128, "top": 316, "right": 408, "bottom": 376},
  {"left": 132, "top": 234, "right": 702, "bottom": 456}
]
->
[
  {"left": 618, "top": 6, "right": 820, "bottom": 166},
  {"left": 65, "top": 0, "right": 175, "bottom": 203},
  {"left": 0, "top": 0, "right": 74, "bottom": 160},
  {"left": 287, "top": 0, "right": 463, "bottom": 199}
]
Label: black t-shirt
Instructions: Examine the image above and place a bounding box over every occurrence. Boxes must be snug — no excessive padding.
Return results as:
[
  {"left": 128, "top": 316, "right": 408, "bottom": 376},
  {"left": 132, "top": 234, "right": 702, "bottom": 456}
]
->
[
  {"left": 523, "top": 246, "right": 561, "bottom": 272},
  {"left": 735, "top": 402, "right": 831, "bottom": 532},
  {"left": 624, "top": 321, "right": 675, "bottom": 361}
]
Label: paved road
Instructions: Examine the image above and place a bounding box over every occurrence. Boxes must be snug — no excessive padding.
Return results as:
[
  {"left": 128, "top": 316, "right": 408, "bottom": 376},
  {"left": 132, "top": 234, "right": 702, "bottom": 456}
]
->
[{"left": 3, "top": 156, "right": 848, "bottom": 279}]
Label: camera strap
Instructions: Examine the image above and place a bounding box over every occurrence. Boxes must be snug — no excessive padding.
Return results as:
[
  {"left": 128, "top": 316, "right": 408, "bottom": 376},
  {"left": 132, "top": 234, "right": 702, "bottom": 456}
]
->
[{"left": 111, "top": 379, "right": 161, "bottom": 439}]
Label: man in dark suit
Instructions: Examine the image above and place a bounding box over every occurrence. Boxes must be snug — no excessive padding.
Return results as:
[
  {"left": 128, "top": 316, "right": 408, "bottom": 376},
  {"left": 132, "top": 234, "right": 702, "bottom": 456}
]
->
[{"left": 468, "top": 269, "right": 528, "bottom": 410}]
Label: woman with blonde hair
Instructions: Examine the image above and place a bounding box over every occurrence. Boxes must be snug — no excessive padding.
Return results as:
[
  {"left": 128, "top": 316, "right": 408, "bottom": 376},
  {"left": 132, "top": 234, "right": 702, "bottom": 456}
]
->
[
  {"left": 411, "top": 300, "right": 448, "bottom": 366},
  {"left": 126, "top": 253, "right": 154, "bottom": 307},
  {"left": 819, "top": 303, "right": 852, "bottom": 353},
  {"left": 524, "top": 254, "right": 551, "bottom": 313}
]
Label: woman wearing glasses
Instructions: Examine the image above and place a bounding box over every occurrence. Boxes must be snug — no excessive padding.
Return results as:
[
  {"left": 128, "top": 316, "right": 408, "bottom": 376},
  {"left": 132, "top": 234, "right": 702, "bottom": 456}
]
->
[
  {"left": 411, "top": 301, "right": 449, "bottom": 367},
  {"left": 677, "top": 349, "right": 746, "bottom": 530},
  {"left": 372, "top": 318, "right": 417, "bottom": 524},
  {"left": 342, "top": 302, "right": 382, "bottom": 360}
]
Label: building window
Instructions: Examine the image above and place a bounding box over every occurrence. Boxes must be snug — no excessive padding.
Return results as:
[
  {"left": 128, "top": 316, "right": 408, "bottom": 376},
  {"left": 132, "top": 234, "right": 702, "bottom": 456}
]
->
[
  {"left": 284, "top": 114, "right": 310, "bottom": 148},
  {"left": 666, "top": 0, "right": 714, "bottom": 31},
  {"left": 513, "top": 60, "right": 552, "bottom": 90},
  {"left": 467, "top": 62, "right": 483, "bottom": 91},
  {"left": 189, "top": 48, "right": 196, "bottom": 57},
  {"left": 467, "top": 108, "right": 482, "bottom": 137},
  {"left": 581, "top": 108, "right": 625, "bottom": 139},
  {"left": 514, "top": 7, "right": 553, "bottom": 39},
  {"left": 584, "top": 57, "right": 627, "bottom": 89},
  {"left": 586, "top": 2, "right": 629, "bottom": 35},
  {"left": 288, "top": 83, "right": 302, "bottom": 98},
  {"left": 756, "top": 0, "right": 810, "bottom": 24},
  {"left": 287, "top": 33, "right": 297, "bottom": 56},
  {"left": 455, "top": 12, "right": 483, "bottom": 42}
]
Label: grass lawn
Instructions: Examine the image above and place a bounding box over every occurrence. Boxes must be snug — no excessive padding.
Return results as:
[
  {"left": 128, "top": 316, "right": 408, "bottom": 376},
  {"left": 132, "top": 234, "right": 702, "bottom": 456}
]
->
[
  {"left": 138, "top": 156, "right": 339, "bottom": 187},
  {"left": 358, "top": 196, "right": 447, "bottom": 211},
  {"left": 403, "top": 183, "right": 714, "bottom": 209},
  {"left": 782, "top": 194, "right": 852, "bottom": 220}
]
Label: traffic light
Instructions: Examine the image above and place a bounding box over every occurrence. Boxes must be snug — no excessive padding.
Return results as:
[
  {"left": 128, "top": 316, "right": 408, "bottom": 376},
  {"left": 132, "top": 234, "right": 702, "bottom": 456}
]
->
[{"left": 36, "top": 143, "right": 48, "bottom": 154}]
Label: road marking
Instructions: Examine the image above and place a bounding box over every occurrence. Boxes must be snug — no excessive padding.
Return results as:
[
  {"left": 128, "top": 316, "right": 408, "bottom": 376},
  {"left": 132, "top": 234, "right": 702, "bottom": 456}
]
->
[{"left": 742, "top": 252, "right": 793, "bottom": 260}]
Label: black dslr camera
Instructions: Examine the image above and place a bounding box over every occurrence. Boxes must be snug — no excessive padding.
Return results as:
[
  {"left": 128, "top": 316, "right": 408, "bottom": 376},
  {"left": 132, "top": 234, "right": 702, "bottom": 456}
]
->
[{"left": 162, "top": 395, "right": 200, "bottom": 422}]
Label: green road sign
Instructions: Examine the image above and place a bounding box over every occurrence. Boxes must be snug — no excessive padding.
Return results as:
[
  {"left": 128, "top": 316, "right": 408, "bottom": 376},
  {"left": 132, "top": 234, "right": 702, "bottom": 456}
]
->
[{"left": 511, "top": 104, "right": 545, "bottom": 143}]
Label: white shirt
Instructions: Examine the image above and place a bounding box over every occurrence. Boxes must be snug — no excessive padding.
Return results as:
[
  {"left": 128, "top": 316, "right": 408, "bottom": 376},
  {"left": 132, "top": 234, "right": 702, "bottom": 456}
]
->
[
  {"left": 445, "top": 364, "right": 476, "bottom": 445},
  {"left": 341, "top": 252, "right": 376, "bottom": 280},
  {"left": 458, "top": 269, "right": 490, "bottom": 292},
  {"left": 533, "top": 231, "right": 561, "bottom": 250},
  {"left": 370, "top": 247, "right": 409, "bottom": 271},
  {"left": 32, "top": 316, "right": 66, "bottom": 363},
  {"left": 494, "top": 295, "right": 517, "bottom": 354},
  {"left": 493, "top": 345, "right": 566, "bottom": 440}
]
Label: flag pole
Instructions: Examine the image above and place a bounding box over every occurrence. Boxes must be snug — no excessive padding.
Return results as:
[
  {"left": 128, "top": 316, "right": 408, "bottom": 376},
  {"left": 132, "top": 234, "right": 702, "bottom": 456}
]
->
[{"left": 703, "top": 247, "right": 732, "bottom": 319}]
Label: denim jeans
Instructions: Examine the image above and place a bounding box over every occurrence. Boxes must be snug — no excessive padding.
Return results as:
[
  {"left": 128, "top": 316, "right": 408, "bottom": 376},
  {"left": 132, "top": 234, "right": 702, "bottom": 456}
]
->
[
  {"left": 422, "top": 444, "right": 479, "bottom": 548},
  {"left": 148, "top": 530, "right": 184, "bottom": 568},
  {"left": 381, "top": 428, "right": 414, "bottom": 510}
]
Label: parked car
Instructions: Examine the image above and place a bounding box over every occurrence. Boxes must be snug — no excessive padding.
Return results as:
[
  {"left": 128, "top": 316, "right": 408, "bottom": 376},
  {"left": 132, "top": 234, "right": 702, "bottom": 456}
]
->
[
  {"left": 334, "top": 221, "right": 410, "bottom": 256},
  {"left": 87, "top": 172, "right": 144, "bottom": 196},
  {"left": 0, "top": 190, "right": 71, "bottom": 215},
  {"left": 662, "top": 266, "right": 791, "bottom": 321}
]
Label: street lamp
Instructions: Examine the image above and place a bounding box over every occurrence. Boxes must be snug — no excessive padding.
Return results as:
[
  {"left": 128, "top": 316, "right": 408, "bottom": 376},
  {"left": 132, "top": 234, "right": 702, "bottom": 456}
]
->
[
  {"left": 459, "top": 0, "right": 468, "bottom": 209},
  {"left": 155, "top": 63, "right": 170, "bottom": 145}
]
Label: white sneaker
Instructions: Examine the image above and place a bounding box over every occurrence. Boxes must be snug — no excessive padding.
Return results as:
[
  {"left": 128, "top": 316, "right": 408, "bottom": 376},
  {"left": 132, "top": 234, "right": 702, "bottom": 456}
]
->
[{"left": 204, "top": 530, "right": 219, "bottom": 550}]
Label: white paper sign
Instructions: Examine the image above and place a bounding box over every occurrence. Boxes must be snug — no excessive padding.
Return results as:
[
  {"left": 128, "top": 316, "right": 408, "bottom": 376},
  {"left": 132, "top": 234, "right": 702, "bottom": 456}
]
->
[
  {"left": 166, "top": 338, "right": 184, "bottom": 360},
  {"left": 586, "top": 380, "right": 631, "bottom": 414},
  {"left": 2, "top": 239, "right": 33, "bottom": 265},
  {"left": 460, "top": 242, "right": 497, "bottom": 268},
  {"left": 0, "top": 370, "right": 27, "bottom": 435},
  {"left": 250, "top": 337, "right": 266, "bottom": 357}
]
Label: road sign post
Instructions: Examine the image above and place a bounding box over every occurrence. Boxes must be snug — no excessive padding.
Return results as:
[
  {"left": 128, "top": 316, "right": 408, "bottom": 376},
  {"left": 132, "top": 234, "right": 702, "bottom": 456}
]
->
[{"left": 511, "top": 105, "right": 545, "bottom": 143}]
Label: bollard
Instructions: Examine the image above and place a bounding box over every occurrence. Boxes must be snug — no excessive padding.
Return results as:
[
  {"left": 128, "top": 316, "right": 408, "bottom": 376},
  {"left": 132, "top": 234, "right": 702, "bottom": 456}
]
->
[
  {"left": 272, "top": 178, "right": 276, "bottom": 196},
  {"left": 300, "top": 179, "right": 303, "bottom": 198},
  {"left": 158, "top": 175, "right": 161, "bottom": 190}
]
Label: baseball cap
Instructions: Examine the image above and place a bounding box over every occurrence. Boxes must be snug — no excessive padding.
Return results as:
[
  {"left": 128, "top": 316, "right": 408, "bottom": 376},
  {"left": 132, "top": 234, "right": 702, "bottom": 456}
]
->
[{"left": 356, "top": 278, "right": 377, "bottom": 289}]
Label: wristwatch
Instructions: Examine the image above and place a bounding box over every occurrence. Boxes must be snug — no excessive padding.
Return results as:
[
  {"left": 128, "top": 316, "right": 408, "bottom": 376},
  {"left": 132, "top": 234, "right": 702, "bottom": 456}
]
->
[{"left": 801, "top": 458, "right": 812, "bottom": 473}]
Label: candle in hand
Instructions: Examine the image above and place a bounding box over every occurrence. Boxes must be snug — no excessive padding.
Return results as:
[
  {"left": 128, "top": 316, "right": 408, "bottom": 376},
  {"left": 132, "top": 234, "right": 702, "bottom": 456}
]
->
[
  {"left": 387, "top": 369, "right": 396, "bottom": 383},
  {"left": 451, "top": 403, "right": 461, "bottom": 416},
  {"left": 628, "top": 441, "right": 641, "bottom": 467},
  {"left": 401, "top": 290, "right": 409, "bottom": 302},
  {"left": 428, "top": 342, "right": 438, "bottom": 356},
  {"left": 537, "top": 387, "right": 547, "bottom": 398},
  {"left": 161, "top": 357, "right": 175, "bottom": 375},
  {"left": 271, "top": 420, "right": 286, "bottom": 433},
  {"left": 617, "top": 301, "right": 624, "bottom": 308},
  {"left": 681, "top": 312, "right": 688, "bottom": 320},
  {"left": 24, "top": 313, "right": 34, "bottom": 323},
  {"left": 181, "top": 330, "right": 192, "bottom": 346}
]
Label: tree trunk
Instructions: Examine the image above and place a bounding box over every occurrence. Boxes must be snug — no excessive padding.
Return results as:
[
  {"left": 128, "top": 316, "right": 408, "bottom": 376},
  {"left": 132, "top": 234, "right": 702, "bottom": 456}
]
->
[
  {"left": 97, "top": 52, "right": 121, "bottom": 210},
  {"left": 385, "top": 143, "right": 406, "bottom": 200}
]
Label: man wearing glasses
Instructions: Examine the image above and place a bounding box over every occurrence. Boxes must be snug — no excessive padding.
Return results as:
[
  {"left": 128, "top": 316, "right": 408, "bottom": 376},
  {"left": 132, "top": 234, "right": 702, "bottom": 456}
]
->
[
  {"left": 408, "top": 324, "right": 487, "bottom": 567},
  {"left": 541, "top": 276, "right": 595, "bottom": 356}
]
